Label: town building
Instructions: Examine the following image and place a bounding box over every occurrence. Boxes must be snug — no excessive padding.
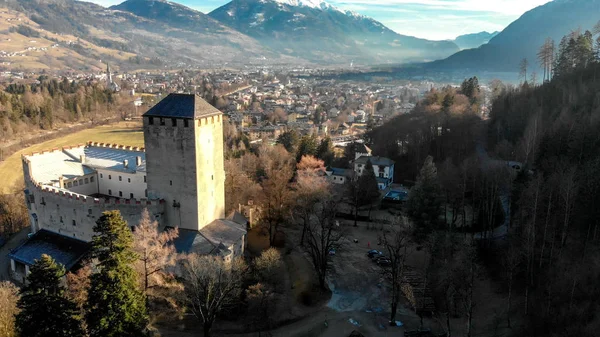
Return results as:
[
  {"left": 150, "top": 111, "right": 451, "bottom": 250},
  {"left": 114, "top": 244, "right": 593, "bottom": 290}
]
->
[{"left": 9, "top": 94, "right": 246, "bottom": 282}]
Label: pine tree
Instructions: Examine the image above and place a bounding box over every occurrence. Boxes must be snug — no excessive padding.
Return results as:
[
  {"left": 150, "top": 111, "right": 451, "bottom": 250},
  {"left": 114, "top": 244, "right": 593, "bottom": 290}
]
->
[
  {"left": 407, "top": 156, "right": 442, "bottom": 241},
  {"left": 316, "top": 136, "right": 334, "bottom": 166},
  {"left": 86, "top": 211, "right": 148, "bottom": 337},
  {"left": 358, "top": 160, "right": 381, "bottom": 218},
  {"left": 16, "top": 254, "right": 84, "bottom": 337},
  {"left": 295, "top": 134, "right": 318, "bottom": 163}
]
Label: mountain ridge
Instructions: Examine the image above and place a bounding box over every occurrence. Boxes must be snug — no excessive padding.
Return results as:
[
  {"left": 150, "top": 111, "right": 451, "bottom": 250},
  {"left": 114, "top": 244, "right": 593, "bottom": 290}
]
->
[{"left": 209, "top": 0, "right": 460, "bottom": 65}]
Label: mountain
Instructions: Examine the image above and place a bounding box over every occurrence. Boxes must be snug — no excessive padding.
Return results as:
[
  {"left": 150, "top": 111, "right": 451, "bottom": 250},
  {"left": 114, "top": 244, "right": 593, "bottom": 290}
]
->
[
  {"left": 209, "top": 0, "right": 460, "bottom": 65},
  {"left": 453, "top": 31, "right": 498, "bottom": 50},
  {"left": 1, "top": 0, "right": 287, "bottom": 71},
  {"left": 429, "top": 0, "right": 600, "bottom": 73}
]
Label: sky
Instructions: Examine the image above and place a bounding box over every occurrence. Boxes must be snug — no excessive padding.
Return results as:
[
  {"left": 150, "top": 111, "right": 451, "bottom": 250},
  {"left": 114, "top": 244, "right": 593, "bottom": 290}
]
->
[{"left": 89, "top": 0, "right": 554, "bottom": 40}]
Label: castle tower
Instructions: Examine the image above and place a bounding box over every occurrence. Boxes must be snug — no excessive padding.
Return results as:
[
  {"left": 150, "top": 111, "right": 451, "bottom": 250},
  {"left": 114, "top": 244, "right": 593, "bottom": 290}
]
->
[{"left": 143, "top": 94, "right": 225, "bottom": 231}]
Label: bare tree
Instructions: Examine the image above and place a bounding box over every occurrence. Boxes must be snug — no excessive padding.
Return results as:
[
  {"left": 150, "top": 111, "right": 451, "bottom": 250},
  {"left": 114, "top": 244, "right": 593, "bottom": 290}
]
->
[
  {"left": 66, "top": 263, "right": 92, "bottom": 313},
  {"left": 519, "top": 58, "right": 529, "bottom": 83},
  {"left": 502, "top": 238, "right": 522, "bottom": 328},
  {"left": 381, "top": 217, "right": 411, "bottom": 324},
  {"left": 182, "top": 255, "right": 248, "bottom": 337},
  {"left": 303, "top": 198, "right": 344, "bottom": 289},
  {"left": 133, "top": 209, "right": 179, "bottom": 295},
  {"left": 254, "top": 247, "right": 284, "bottom": 290},
  {"left": 0, "top": 281, "right": 19, "bottom": 337},
  {"left": 294, "top": 157, "right": 330, "bottom": 245},
  {"left": 246, "top": 283, "right": 276, "bottom": 335}
]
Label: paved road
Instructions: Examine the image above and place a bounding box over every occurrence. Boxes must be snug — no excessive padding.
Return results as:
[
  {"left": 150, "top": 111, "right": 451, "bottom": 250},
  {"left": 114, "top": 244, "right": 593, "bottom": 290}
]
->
[{"left": 0, "top": 227, "right": 31, "bottom": 282}]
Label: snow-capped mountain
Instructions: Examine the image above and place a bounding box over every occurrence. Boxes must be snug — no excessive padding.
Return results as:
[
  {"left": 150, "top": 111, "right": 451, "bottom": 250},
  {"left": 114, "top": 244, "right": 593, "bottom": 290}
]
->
[{"left": 210, "top": 0, "right": 459, "bottom": 65}]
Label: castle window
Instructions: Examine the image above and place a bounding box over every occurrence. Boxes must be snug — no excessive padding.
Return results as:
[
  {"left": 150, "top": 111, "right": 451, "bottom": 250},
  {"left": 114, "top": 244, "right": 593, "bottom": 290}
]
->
[
  {"left": 119, "top": 176, "right": 122, "bottom": 181},
  {"left": 184, "top": 119, "right": 189, "bottom": 127},
  {"left": 160, "top": 118, "right": 165, "bottom": 126},
  {"left": 85, "top": 178, "right": 89, "bottom": 184},
  {"left": 144, "top": 176, "right": 146, "bottom": 183},
  {"left": 59, "top": 216, "right": 63, "bottom": 223},
  {"left": 108, "top": 189, "right": 112, "bottom": 196},
  {"left": 170, "top": 180, "right": 172, "bottom": 186},
  {"left": 88, "top": 208, "right": 92, "bottom": 215},
  {"left": 149, "top": 117, "right": 154, "bottom": 125},
  {"left": 72, "top": 220, "right": 76, "bottom": 226},
  {"left": 100, "top": 174, "right": 103, "bottom": 179},
  {"left": 119, "top": 191, "right": 123, "bottom": 197},
  {"left": 128, "top": 178, "right": 131, "bottom": 183},
  {"left": 67, "top": 182, "right": 72, "bottom": 188},
  {"left": 211, "top": 175, "right": 213, "bottom": 180},
  {"left": 130, "top": 193, "right": 134, "bottom": 199},
  {"left": 171, "top": 118, "right": 177, "bottom": 127},
  {"left": 109, "top": 175, "right": 112, "bottom": 180},
  {"left": 74, "top": 180, "right": 78, "bottom": 186},
  {"left": 90, "top": 176, "right": 95, "bottom": 183},
  {"left": 145, "top": 189, "right": 148, "bottom": 197},
  {"left": 79, "top": 179, "right": 83, "bottom": 185}
]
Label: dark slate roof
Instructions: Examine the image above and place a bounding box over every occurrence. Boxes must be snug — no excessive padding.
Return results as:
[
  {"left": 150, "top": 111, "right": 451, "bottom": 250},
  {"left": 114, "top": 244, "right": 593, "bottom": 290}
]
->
[
  {"left": 170, "top": 228, "right": 216, "bottom": 255},
  {"left": 143, "top": 93, "right": 221, "bottom": 119},
  {"left": 329, "top": 167, "right": 353, "bottom": 177},
  {"left": 8, "top": 230, "right": 90, "bottom": 270},
  {"left": 227, "top": 211, "right": 248, "bottom": 226},
  {"left": 355, "top": 156, "right": 395, "bottom": 167}
]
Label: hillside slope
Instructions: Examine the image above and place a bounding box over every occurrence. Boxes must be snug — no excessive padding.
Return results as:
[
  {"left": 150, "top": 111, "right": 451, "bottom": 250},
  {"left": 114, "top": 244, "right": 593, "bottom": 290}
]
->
[
  {"left": 1, "top": 0, "right": 284, "bottom": 71},
  {"left": 429, "top": 0, "right": 600, "bottom": 73}
]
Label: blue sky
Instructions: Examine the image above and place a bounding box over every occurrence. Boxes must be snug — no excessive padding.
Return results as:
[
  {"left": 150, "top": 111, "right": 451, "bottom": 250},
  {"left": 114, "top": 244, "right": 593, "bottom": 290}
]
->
[{"left": 91, "top": 0, "right": 553, "bottom": 40}]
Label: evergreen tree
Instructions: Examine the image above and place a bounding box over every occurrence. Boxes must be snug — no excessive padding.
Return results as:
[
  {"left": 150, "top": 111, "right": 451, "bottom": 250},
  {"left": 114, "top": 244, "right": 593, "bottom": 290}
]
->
[
  {"left": 295, "top": 134, "right": 318, "bottom": 163},
  {"left": 357, "top": 160, "right": 381, "bottom": 216},
  {"left": 407, "top": 156, "right": 442, "bottom": 241},
  {"left": 86, "top": 211, "right": 148, "bottom": 337},
  {"left": 276, "top": 129, "right": 299, "bottom": 153},
  {"left": 16, "top": 254, "right": 84, "bottom": 337},
  {"left": 316, "top": 137, "right": 334, "bottom": 167}
]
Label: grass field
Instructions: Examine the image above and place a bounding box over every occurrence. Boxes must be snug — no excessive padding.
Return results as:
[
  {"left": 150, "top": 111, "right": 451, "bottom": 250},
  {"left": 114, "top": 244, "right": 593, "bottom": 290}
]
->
[{"left": 0, "top": 121, "right": 143, "bottom": 193}]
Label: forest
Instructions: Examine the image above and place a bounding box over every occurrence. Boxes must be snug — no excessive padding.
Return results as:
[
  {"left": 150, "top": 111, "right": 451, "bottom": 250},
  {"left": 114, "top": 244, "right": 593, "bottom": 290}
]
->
[
  {"left": 364, "top": 26, "right": 600, "bottom": 336},
  {"left": 0, "top": 78, "right": 120, "bottom": 141}
]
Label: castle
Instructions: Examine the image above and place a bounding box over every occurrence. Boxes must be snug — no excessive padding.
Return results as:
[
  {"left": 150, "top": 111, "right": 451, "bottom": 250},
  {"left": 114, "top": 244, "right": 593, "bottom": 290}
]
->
[{"left": 9, "top": 94, "right": 246, "bottom": 282}]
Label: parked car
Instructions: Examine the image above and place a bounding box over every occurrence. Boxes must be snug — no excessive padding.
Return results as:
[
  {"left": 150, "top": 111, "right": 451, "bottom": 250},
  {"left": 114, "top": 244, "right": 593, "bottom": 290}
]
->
[
  {"left": 367, "top": 250, "right": 383, "bottom": 259},
  {"left": 373, "top": 255, "right": 389, "bottom": 263},
  {"left": 376, "top": 258, "right": 392, "bottom": 267}
]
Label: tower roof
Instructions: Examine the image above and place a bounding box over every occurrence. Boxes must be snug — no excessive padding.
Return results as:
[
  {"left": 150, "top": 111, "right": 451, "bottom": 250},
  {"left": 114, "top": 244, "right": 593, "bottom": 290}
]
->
[{"left": 143, "top": 93, "right": 221, "bottom": 119}]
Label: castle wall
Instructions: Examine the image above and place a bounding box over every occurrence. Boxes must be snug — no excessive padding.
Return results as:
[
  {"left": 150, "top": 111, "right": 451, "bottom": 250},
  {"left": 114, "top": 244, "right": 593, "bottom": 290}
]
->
[
  {"left": 23, "top": 158, "right": 164, "bottom": 242},
  {"left": 65, "top": 173, "right": 99, "bottom": 196},
  {"left": 97, "top": 169, "right": 147, "bottom": 199}
]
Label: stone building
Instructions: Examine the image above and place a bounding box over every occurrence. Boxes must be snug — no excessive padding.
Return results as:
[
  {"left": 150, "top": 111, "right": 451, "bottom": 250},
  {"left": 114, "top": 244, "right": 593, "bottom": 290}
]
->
[{"left": 9, "top": 94, "right": 246, "bottom": 282}]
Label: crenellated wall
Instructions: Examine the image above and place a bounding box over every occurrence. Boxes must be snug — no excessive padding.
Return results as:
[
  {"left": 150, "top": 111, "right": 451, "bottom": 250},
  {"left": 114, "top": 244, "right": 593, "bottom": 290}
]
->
[{"left": 23, "top": 155, "right": 164, "bottom": 242}]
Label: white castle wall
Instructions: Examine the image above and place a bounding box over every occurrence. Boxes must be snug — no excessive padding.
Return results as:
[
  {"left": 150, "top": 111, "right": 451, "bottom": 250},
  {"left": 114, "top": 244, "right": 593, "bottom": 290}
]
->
[{"left": 23, "top": 156, "right": 164, "bottom": 242}]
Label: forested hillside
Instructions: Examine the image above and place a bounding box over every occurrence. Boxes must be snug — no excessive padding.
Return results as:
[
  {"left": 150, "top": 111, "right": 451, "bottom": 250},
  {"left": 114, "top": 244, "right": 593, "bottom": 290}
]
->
[
  {"left": 489, "top": 37, "right": 600, "bottom": 336},
  {"left": 364, "top": 26, "right": 600, "bottom": 335},
  {"left": 0, "top": 79, "right": 120, "bottom": 142}
]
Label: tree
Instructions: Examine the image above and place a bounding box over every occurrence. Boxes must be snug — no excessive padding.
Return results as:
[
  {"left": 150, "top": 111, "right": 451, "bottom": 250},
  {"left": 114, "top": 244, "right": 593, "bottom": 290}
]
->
[
  {"left": 381, "top": 218, "right": 411, "bottom": 324},
  {"left": 316, "top": 137, "right": 334, "bottom": 167},
  {"left": 0, "top": 281, "right": 19, "bottom": 337},
  {"left": 16, "top": 255, "right": 84, "bottom": 337},
  {"left": 295, "top": 157, "right": 330, "bottom": 245},
  {"left": 407, "top": 156, "right": 442, "bottom": 241},
  {"left": 66, "top": 263, "right": 91, "bottom": 315},
  {"left": 182, "top": 255, "right": 247, "bottom": 337},
  {"left": 295, "top": 134, "right": 318, "bottom": 163},
  {"left": 358, "top": 160, "right": 381, "bottom": 219},
  {"left": 519, "top": 58, "right": 529, "bottom": 83},
  {"left": 133, "top": 209, "right": 179, "bottom": 304},
  {"left": 260, "top": 168, "right": 294, "bottom": 246},
  {"left": 86, "top": 211, "right": 148, "bottom": 337},
  {"left": 254, "top": 247, "right": 284, "bottom": 288},
  {"left": 276, "top": 130, "right": 299, "bottom": 153},
  {"left": 245, "top": 283, "right": 276, "bottom": 335},
  {"left": 303, "top": 198, "right": 343, "bottom": 289}
]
